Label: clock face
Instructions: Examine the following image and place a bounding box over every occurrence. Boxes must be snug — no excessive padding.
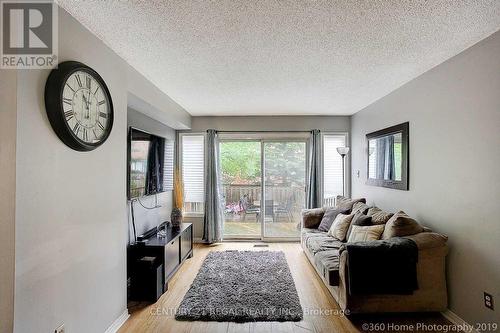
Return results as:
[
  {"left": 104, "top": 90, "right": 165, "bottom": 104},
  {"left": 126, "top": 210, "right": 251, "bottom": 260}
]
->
[
  {"left": 62, "top": 71, "right": 111, "bottom": 144},
  {"left": 45, "top": 61, "right": 114, "bottom": 151}
]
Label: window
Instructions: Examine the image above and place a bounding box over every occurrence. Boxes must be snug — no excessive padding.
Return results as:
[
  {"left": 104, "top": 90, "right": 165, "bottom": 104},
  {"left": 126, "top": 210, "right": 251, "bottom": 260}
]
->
[
  {"left": 322, "top": 133, "right": 347, "bottom": 207},
  {"left": 163, "top": 139, "right": 174, "bottom": 191},
  {"left": 181, "top": 134, "right": 205, "bottom": 213}
]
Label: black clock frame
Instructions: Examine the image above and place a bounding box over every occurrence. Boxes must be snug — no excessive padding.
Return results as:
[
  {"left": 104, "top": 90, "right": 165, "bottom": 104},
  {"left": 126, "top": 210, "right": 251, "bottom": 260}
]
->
[{"left": 45, "top": 61, "right": 114, "bottom": 151}]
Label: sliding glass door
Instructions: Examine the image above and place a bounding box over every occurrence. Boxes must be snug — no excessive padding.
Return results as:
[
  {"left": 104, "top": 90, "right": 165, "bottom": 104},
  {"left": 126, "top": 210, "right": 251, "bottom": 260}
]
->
[
  {"left": 263, "top": 141, "right": 306, "bottom": 239},
  {"left": 220, "top": 136, "right": 307, "bottom": 240},
  {"left": 220, "top": 141, "right": 262, "bottom": 238}
]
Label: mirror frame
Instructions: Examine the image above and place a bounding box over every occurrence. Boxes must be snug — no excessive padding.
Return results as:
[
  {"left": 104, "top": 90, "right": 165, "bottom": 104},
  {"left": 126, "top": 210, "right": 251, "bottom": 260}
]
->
[{"left": 366, "top": 122, "right": 409, "bottom": 190}]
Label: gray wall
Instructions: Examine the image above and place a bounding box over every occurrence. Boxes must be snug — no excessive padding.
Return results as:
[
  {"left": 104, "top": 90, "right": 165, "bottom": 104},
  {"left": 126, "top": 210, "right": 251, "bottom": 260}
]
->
[
  {"left": 127, "top": 108, "right": 175, "bottom": 242},
  {"left": 12, "top": 7, "right": 190, "bottom": 333},
  {"left": 351, "top": 31, "right": 500, "bottom": 324},
  {"left": 187, "top": 115, "right": 351, "bottom": 239},
  {"left": 0, "top": 71, "right": 17, "bottom": 333}
]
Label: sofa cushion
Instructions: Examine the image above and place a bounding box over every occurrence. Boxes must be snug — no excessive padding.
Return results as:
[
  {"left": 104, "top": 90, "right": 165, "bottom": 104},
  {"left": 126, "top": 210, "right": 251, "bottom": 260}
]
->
[
  {"left": 348, "top": 224, "right": 385, "bottom": 242},
  {"left": 346, "top": 211, "right": 373, "bottom": 240},
  {"left": 382, "top": 211, "right": 424, "bottom": 240},
  {"left": 301, "top": 228, "right": 327, "bottom": 246},
  {"left": 314, "top": 250, "right": 340, "bottom": 286},
  {"left": 302, "top": 207, "right": 326, "bottom": 228},
  {"left": 336, "top": 196, "right": 366, "bottom": 212},
  {"left": 317, "top": 207, "right": 350, "bottom": 232},
  {"left": 306, "top": 236, "right": 343, "bottom": 255},
  {"left": 367, "top": 207, "right": 394, "bottom": 225},
  {"left": 327, "top": 213, "right": 354, "bottom": 241},
  {"left": 351, "top": 201, "right": 370, "bottom": 215},
  {"left": 351, "top": 211, "right": 373, "bottom": 226}
]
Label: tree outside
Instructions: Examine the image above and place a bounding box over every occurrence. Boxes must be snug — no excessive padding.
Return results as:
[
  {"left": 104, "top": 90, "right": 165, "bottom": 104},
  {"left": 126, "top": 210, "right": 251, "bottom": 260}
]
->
[{"left": 219, "top": 141, "right": 306, "bottom": 186}]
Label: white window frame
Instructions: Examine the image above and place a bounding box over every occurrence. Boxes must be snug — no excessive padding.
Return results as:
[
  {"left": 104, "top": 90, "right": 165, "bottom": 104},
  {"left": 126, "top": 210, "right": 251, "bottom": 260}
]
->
[
  {"left": 321, "top": 132, "right": 349, "bottom": 206},
  {"left": 179, "top": 132, "right": 206, "bottom": 217}
]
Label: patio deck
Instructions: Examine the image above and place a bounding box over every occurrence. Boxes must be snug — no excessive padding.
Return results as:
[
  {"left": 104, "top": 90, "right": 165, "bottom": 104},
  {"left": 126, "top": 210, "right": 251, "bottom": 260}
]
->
[{"left": 223, "top": 220, "right": 300, "bottom": 238}]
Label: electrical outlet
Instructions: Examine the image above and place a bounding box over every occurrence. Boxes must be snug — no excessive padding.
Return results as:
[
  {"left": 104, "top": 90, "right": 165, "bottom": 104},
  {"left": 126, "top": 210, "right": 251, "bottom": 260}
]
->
[
  {"left": 484, "top": 292, "right": 494, "bottom": 310},
  {"left": 54, "top": 324, "right": 65, "bottom": 333}
]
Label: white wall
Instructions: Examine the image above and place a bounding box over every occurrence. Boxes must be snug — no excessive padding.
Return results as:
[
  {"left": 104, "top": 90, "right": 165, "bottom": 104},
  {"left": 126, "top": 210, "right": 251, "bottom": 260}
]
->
[
  {"left": 186, "top": 115, "right": 351, "bottom": 239},
  {"left": 351, "top": 31, "right": 500, "bottom": 325},
  {"left": 190, "top": 115, "right": 350, "bottom": 132},
  {"left": 127, "top": 108, "right": 175, "bottom": 242},
  {"left": 0, "top": 71, "right": 17, "bottom": 333},
  {"left": 12, "top": 7, "right": 190, "bottom": 333}
]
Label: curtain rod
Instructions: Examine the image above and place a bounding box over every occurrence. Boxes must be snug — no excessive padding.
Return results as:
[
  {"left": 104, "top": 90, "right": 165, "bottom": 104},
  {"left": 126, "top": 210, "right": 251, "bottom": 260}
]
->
[{"left": 214, "top": 130, "right": 313, "bottom": 133}]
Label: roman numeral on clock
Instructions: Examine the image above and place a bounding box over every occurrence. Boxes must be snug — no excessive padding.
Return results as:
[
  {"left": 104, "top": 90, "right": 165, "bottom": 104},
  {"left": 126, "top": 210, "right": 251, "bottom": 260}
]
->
[
  {"left": 75, "top": 74, "right": 83, "bottom": 87},
  {"left": 63, "top": 98, "right": 72, "bottom": 105},
  {"left": 86, "top": 76, "right": 91, "bottom": 89},
  {"left": 83, "top": 128, "right": 89, "bottom": 142},
  {"left": 65, "top": 83, "right": 75, "bottom": 93},
  {"left": 98, "top": 100, "right": 106, "bottom": 106},
  {"left": 64, "top": 111, "right": 74, "bottom": 121},
  {"left": 73, "top": 123, "right": 81, "bottom": 135},
  {"left": 99, "top": 112, "right": 107, "bottom": 118},
  {"left": 97, "top": 120, "right": 105, "bottom": 131}
]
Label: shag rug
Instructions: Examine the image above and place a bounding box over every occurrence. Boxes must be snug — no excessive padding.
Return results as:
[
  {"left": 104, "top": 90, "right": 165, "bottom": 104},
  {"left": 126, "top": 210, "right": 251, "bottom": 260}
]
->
[{"left": 175, "top": 250, "right": 303, "bottom": 322}]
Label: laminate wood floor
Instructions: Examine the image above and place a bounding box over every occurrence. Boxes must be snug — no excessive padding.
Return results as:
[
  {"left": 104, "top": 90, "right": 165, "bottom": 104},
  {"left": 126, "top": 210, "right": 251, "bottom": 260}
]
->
[{"left": 119, "top": 242, "right": 452, "bottom": 333}]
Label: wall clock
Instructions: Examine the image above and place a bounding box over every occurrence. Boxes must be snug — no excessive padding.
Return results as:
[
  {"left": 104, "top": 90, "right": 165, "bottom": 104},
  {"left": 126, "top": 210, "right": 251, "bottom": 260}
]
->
[{"left": 45, "top": 61, "right": 114, "bottom": 151}]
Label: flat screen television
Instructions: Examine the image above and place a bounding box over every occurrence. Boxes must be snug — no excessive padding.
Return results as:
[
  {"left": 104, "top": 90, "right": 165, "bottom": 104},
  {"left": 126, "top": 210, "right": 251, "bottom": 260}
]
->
[{"left": 127, "top": 127, "right": 173, "bottom": 199}]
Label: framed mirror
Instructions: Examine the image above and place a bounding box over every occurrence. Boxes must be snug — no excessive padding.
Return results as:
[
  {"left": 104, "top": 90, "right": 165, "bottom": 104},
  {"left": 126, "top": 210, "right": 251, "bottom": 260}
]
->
[{"left": 366, "top": 122, "right": 409, "bottom": 190}]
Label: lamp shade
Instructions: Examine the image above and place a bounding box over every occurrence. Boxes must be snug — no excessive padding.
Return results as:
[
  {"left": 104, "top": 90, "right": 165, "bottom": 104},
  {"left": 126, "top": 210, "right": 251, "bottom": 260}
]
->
[{"left": 336, "top": 147, "right": 350, "bottom": 156}]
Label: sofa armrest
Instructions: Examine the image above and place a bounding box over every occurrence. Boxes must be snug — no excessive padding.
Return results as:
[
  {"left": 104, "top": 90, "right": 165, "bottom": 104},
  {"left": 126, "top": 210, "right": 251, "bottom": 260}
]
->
[
  {"left": 301, "top": 207, "right": 326, "bottom": 229},
  {"left": 337, "top": 235, "right": 448, "bottom": 313},
  {"left": 403, "top": 232, "right": 448, "bottom": 250}
]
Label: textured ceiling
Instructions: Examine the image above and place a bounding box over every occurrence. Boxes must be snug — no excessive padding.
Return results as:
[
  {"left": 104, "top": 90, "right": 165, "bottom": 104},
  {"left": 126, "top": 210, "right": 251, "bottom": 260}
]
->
[{"left": 57, "top": 1, "right": 500, "bottom": 116}]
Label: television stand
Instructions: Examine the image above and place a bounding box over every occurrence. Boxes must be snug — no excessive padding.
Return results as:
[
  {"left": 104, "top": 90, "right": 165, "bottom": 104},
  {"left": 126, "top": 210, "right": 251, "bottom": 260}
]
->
[{"left": 128, "top": 223, "right": 193, "bottom": 301}]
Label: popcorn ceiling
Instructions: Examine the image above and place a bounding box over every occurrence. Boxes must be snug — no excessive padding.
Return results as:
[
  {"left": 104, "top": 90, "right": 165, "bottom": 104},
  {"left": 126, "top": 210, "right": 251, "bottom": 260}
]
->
[{"left": 57, "top": 0, "right": 500, "bottom": 116}]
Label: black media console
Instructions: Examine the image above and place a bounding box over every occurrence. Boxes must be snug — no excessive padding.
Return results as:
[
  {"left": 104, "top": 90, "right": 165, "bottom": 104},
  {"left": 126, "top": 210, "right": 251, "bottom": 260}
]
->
[{"left": 128, "top": 223, "right": 193, "bottom": 301}]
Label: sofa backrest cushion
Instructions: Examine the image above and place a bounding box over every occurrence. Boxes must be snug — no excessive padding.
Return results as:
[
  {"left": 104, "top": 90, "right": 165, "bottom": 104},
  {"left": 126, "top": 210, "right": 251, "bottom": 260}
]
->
[
  {"left": 335, "top": 196, "right": 366, "bottom": 212},
  {"left": 318, "top": 207, "right": 350, "bottom": 232},
  {"left": 382, "top": 211, "right": 424, "bottom": 240},
  {"left": 328, "top": 213, "right": 354, "bottom": 241},
  {"left": 302, "top": 207, "right": 326, "bottom": 228},
  {"left": 348, "top": 224, "right": 385, "bottom": 242},
  {"left": 367, "top": 206, "right": 394, "bottom": 225}
]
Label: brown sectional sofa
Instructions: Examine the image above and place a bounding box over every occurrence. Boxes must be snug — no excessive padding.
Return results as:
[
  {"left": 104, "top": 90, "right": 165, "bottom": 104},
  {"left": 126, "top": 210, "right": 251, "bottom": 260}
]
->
[{"left": 301, "top": 204, "right": 449, "bottom": 314}]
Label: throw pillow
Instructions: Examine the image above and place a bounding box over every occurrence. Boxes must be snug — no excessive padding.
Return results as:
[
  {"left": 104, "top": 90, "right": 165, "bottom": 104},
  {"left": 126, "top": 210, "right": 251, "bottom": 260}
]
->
[
  {"left": 351, "top": 201, "right": 370, "bottom": 215},
  {"left": 327, "top": 213, "right": 354, "bottom": 241},
  {"left": 335, "top": 195, "right": 367, "bottom": 212},
  {"left": 318, "top": 207, "right": 350, "bottom": 232},
  {"left": 302, "top": 207, "right": 326, "bottom": 228},
  {"left": 348, "top": 225, "right": 385, "bottom": 242},
  {"left": 346, "top": 211, "right": 373, "bottom": 240},
  {"left": 367, "top": 206, "right": 394, "bottom": 225},
  {"left": 351, "top": 211, "right": 373, "bottom": 226},
  {"left": 382, "top": 211, "right": 424, "bottom": 240}
]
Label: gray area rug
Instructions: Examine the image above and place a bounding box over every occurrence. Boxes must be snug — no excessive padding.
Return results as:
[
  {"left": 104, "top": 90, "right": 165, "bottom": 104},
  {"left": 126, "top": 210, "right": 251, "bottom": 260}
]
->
[{"left": 175, "top": 250, "right": 303, "bottom": 322}]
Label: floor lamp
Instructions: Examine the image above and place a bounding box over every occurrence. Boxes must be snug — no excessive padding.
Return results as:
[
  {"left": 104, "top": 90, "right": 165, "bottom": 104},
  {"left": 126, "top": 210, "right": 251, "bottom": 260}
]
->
[{"left": 336, "top": 147, "right": 350, "bottom": 197}]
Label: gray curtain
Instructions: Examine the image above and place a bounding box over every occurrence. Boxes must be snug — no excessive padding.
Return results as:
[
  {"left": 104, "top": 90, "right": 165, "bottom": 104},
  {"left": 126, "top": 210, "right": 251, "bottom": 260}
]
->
[
  {"left": 306, "top": 129, "right": 321, "bottom": 208},
  {"left": 387, "top": 135, "right": 395, "bottom": 180},
  {"left": 203, "top": 129, "right": 223, "bottom": 243},
  {"left": 376, "top": 136, "right": 395, "bottom": 180},
  {"left": 376, "top": 138, "right": 387, "bottom": 180}
]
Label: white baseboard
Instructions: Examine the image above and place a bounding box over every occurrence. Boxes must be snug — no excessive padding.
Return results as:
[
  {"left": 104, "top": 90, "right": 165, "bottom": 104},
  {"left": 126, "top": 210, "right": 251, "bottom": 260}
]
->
[
  {"left": 104, "top": 309, "right": 129, "bottom": 333},
  {"left": 441, "top": 309, "right": 478, "bottom": 333}
]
